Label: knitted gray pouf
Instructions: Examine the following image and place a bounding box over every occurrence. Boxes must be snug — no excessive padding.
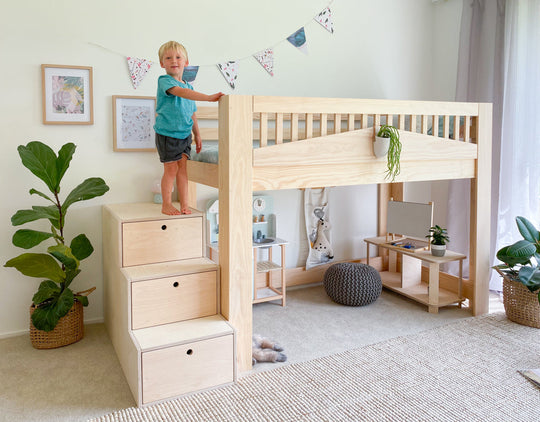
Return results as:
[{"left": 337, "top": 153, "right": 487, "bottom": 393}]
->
[{"left": 323, "top": 263, "right": 382, "bottom": 306}]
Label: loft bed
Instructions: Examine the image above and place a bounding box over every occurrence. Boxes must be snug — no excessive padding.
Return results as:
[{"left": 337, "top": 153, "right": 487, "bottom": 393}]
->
[{"left": 186, "top": 95, "right": 492, "bottom": 372}]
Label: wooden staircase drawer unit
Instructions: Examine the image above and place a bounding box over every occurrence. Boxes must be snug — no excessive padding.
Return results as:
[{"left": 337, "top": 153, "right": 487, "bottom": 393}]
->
[
  {"left": 131, "top": 271, "right": 217, "bottom": 329},
  {"left": 122, "top": 217, "right": 203, "bottom": 267},
  {"left": 142, "top": 334, "right": 234, "bottom": 404}
]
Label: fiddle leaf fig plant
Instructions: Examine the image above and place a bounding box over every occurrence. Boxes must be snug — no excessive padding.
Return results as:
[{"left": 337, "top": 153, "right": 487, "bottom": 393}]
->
[
  {"left": 4, "top": 141, "right": 109, "bottom": 331},
  {"left": 493, "top": 216, "right": 540, "bottom": 304}
]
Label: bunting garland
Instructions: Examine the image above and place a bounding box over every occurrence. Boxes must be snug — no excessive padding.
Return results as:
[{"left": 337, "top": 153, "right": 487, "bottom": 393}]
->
[
  {"left": 98, "top": 3, "right": 335, "bottom": 89},
  {"left": 126, "top": 57, "right": 153, "bottom": 89},
  {"left": 253, "top": 48, "right": 275, "bottom": 76},
  {"left": 314, "top": 7, "right": 334, "bottom": 33},
  {"left": 217, "top": 61, "right": 239, "bottom": 89}
]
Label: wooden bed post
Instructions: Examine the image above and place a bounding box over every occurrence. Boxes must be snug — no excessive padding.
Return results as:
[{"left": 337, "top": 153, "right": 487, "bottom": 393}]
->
[
  {"left": 470, "top": 103, "right": 492, "bottom": 315},
  {"left": 218, "top": 95, "right": 254, "bottom": 372}
]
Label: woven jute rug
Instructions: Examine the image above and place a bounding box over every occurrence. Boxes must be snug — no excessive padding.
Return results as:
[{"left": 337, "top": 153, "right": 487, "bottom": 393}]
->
[{"left": 90, "top": 313, "right": 540, "bottom": 422}]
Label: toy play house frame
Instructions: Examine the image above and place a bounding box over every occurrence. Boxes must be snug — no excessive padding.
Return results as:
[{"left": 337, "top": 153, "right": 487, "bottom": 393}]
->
[{"left": 186, "top": 95, "right": 492, "bottom": 372}]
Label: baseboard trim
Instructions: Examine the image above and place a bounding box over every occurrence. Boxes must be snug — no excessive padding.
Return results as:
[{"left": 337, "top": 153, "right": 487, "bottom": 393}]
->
[{"left": 0, "top": 317, "right": 105, "bottom": 339}]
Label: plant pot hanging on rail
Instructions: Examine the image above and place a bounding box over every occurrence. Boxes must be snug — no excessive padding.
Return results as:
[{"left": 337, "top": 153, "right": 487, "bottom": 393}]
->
[{"left": 373, "top": 125, "right": 402, "bottom": 182}]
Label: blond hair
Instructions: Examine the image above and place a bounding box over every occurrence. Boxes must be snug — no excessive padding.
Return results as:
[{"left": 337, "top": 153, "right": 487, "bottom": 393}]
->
[{"left": 158, "top": 41, "right": 188, "bottom": 63}]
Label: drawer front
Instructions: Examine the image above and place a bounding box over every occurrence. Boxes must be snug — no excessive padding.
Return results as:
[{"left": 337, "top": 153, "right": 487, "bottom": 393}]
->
[
  {"left": 122, "top": 217, "right": 203, "bottom": 267},
  {"left": 142, "top": 334, "right": 234, "bottom": 404},
  {"left": 131, "top": 271, "right": 217, "bottom": 329}
]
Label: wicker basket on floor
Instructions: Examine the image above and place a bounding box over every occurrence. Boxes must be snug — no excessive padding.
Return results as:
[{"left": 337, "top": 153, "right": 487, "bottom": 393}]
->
[
  {"left": 502, "top": 277, "right": 540, "bottom": 329},
  {"left": 29, "top": 301, "right": 84, "bottom": 349}
]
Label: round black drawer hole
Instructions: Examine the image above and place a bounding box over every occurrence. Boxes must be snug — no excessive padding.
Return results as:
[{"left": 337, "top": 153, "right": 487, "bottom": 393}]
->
[
  {"left": 173, "top": 281, "right": 179, "bottom": 287},
  {"left": 186, "top": 349, "right": 193, "bottom": 356},
  {"left": 161, "top": 225, "right": 167, "bottom": 230}
]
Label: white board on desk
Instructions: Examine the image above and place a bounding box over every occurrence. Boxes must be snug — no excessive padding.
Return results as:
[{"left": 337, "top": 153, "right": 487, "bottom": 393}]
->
[{"left": 387, "top": 201, "right": 433, "bottom": 240}]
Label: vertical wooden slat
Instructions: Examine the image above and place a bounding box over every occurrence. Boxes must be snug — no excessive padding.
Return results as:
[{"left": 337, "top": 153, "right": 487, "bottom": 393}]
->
[
  {"left": 443, "top": 115, "right": 450, "bottom": 138},
  {"left": 321, "top": 113, "right": 328, "bottom": 136},
  {"left": 374, "top": 114, "right": 381, "bottom": 135},
  {"left": 259, "top": 112, "right": 268, "bottom": 147},
  {"left": 276, "top": 113, "right": 283, "bottom": 144},
  {"left": 347, "top": 114, "right": 355, "bottom": 131},
  {"left": 398, "top": 114, "right": 405, "bottom": 130},
  {"left": 421, "top": 115, "right": 428, "bottom": 134},
  {"left": 334, "top": 114, "right": 341, "bottom": 134},
  {"left": 306, "top": 113, "right": 313, "bottom": 139},
  {"left": 387, "top": 114, "right": 394, "bottom": 127},
  {"left": 361, "top": 114, "right": 368, "bottom": 129},
  {"left": 410, "top": 115, "right": 417, "bottom": 133},
  {"left": 291, "top": 113, "right": 299, "bottom": 141},
  {"left": 432, "top": 115, "right": 439, "bottom": 137},
  {"left": 453, "top": 115, "right": 460, "bottom": 140},
  {"left": 464, "top": 116, "right": 471, "bottom": 142}
]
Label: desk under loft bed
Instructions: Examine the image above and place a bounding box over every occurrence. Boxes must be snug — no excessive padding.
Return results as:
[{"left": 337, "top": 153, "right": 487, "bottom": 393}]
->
[{"left": 186, "top": 95, "right": 492, "bottom": 372}]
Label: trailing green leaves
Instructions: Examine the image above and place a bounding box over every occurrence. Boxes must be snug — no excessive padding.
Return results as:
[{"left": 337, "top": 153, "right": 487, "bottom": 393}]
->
[{"left": 377, "top": 125, "right": 401, "bottom": 182}]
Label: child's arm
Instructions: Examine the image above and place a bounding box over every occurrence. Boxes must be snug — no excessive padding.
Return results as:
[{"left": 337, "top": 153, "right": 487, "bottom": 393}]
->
[
  {"left": 192, "top": 113, "right": 202, "bottom": 153},
  {"left": 167, "top": 87, "right": 223, "bottom": 102}
]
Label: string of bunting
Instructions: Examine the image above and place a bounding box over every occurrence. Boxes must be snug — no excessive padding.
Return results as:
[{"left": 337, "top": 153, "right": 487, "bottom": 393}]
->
[{"left": 96, "top": 3, "right": 334, "bottom": 90}]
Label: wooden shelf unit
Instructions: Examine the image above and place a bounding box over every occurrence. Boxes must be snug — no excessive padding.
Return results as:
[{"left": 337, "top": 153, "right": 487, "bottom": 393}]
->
[
  {"left": 364, "top": 236, "right": 466, "bottom": 313},
  {"left": 252, "top": 238, "right": 287, "bottom": 305}
]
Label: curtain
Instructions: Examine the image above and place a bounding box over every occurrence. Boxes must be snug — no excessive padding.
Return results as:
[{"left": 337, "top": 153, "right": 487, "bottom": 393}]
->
[{"left": 452, "top": 0, "right": 540, "bottom": 291}]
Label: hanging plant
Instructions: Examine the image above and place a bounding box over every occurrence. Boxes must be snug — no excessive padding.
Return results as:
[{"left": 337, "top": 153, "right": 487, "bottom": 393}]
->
[{"left": 376, "top": 125, "right": 402, "bottom": 182}]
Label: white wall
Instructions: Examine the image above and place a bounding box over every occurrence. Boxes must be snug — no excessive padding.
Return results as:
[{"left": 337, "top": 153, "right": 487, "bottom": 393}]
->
[{"left": 0, "top": 0, "right": 462, "bottom": 336}]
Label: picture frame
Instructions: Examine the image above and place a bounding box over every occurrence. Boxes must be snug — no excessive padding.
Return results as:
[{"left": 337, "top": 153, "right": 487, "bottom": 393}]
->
[
  {"left": 41, "top": 64, "right": 93, "bottom": 125},
  {"left": 112, "top": 95, "right": 156, "bottom": 152}
]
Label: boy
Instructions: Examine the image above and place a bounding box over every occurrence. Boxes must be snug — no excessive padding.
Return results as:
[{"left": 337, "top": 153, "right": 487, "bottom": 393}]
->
[{"left": 154, "top": 41, "right": 223, "bottom": 215}]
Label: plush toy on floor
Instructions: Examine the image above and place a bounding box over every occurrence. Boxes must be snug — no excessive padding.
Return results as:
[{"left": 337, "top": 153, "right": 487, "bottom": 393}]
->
[{"left": 252, "top": 334, "right": 287, "bottom": 365}]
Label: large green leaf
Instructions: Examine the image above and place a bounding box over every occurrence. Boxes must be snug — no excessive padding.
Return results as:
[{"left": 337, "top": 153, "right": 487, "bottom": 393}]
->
[
  {"left": 64, "top": 269, "right": 81, "bottom": 289},
  {"left": 496, "top": 243, "right": 533, "bottom": 267},
  {"left": 29, "top": 188, "right": 54, "bottom": 204},
  {"left": 32, "top": 280, "right": 61, "bottom": 305},
  {"left": 516, "top": 216, "right": 540, "bottom": 245},
  {"left": 519, "top": 266, "right": 540, "bottom": 294},
  {"left": 12, "top": 229, "right": 54, "bottom": 249},
  {"left": 32, "top": 205, "right": 60, "bottom": 229},
  {"left": 48, "top": 244, "right": 79, "bottom": 270},
  {"left": 507, "top": 240, "right": 536, "bottom": 258},
  {"left": 62, "top": 178, "right": 109, "bottom": 213},
  {"left": 56, "top": 143, "right": 76, "bottom": 188},
  {"left": 31, "top": 288, "right": 74, "bottom": 331},
  {"left": 11, "top": 208, "right": 55, "bottom": 227},
  {"left": 70, "top": 234, "right": 94, "bottom": 260},
  {"left": 17, "top": 142, "right": 58, "bottom": 193},
  {"left": 4, "top": 253, "right": 65, "bottom": 283}
]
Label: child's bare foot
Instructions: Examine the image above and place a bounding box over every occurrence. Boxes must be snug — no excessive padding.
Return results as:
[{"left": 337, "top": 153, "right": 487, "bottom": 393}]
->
[
  {"left": 181, "top": 207, "right": 192, "bottom": 215},
  {"left": 162, "top": 204, "right": 181, "bottom": 215}
]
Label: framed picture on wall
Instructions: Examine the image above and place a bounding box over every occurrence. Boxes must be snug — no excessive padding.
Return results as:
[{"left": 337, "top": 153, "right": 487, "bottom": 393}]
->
[
  {"left": 41, "top": 64, "right": 93, "bottom": 124},
  {"left": 112, "top": 95, "right": 156, "bottom": 152}
]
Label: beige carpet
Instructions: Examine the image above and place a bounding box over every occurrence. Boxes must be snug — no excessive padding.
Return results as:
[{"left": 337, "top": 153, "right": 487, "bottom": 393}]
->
[{"left": 89, "top": 313, "right": 540, "bottom": 422}]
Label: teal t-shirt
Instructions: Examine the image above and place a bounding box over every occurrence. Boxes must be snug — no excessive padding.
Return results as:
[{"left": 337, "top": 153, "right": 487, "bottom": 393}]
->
[{"left": 154, "top": 75, "right": 197, "bottom": 139}]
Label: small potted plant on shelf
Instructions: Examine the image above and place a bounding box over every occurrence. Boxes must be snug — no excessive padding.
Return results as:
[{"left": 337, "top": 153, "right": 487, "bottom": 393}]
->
[
  {"left": 374, "top": 125, "right": 402, "bottom": 182},
  {"left": 426, "top": 225, "right": 449, "bottom": 257},
  {"left": 4, "top": 141, "right": 109, "bottom": 348},
  {"left": 493, "top": 216, "right": 540, "bottom": 328}
]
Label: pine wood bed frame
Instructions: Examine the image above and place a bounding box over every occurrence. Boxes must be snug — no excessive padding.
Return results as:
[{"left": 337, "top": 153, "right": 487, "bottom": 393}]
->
[{"left": 187, "top": 95, "right": 492, "bottom": 372}]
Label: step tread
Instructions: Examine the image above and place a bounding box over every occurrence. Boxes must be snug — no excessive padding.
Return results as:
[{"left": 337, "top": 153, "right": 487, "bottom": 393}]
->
[
  {"left": 132, "top": 315, "right": 233, "bottom": 351},
  {"left": 122, "top": 257, "right": 218, "bottom": 281},
  {"left": 105, "top": 202, "right": 203, "bottom": 222}
]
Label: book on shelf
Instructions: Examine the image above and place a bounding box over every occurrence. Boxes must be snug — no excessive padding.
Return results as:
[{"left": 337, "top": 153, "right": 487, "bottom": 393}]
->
[{"left": 519, "top": 368, "right": 540, "bottom": 388}]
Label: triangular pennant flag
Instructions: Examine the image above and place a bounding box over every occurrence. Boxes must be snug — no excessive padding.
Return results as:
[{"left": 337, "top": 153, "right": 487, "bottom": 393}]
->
[
  {"left": 287, "top": 27, "right": 308, "bottom": 54},
  {"left": 314, "top": 7, "right": 334, "bottom": 33},
  {"left": 182, "top": 66, "right": 199, "bottom": 83},
  {"left": 253, "top": 48, "right": 274, "bottom": 76},
  {"left": 126, "top": 57, "right": 153, "bottom": 89},
  {"left": 217, "top": 61, "right": 239, "bottom": 89}
]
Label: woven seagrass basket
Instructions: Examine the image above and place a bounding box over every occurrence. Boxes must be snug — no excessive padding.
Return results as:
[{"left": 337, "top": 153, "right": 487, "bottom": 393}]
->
[
  {"left": 29, "top": 300, "right": 84, "bottom": 349},
  {"left": 502, "top": 277, "right": 540, "bottom": 329}
]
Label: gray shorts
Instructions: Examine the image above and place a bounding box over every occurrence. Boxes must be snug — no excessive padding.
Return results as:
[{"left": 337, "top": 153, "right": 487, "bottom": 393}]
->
[{"left": 155, "top": 133, "right": 192, "bottom": 163}]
